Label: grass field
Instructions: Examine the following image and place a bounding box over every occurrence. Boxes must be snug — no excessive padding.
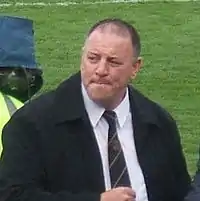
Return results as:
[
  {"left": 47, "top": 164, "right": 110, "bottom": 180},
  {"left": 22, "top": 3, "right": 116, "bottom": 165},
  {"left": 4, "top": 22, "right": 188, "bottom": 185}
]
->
[{"left": 1, "top": 0, "right": 200, "bottom": 176}]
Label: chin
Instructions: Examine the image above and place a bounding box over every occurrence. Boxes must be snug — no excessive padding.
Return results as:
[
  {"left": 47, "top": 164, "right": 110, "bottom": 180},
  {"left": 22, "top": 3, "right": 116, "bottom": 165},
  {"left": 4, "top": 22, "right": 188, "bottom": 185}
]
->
[{"left": 87, "top": 88, "right": 112, "bottom": 103}]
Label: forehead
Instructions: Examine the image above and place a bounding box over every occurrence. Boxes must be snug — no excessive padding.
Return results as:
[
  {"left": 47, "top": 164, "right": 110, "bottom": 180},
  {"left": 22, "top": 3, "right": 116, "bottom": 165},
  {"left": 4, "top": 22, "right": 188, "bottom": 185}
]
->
[{"left": 84, "top": 29, "right": 133, "bottom": 57}]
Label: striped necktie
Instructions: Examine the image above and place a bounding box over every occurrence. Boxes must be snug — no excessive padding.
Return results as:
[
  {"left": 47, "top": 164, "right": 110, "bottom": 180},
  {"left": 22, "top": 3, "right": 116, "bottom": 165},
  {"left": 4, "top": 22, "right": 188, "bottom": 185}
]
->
[{"left": 103, "top": 110, "right": 131, "bottom": 188}]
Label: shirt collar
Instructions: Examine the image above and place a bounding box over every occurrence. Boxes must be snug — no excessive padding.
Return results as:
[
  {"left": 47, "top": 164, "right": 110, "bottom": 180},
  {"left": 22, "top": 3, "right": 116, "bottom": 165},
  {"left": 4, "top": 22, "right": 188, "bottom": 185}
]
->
[
  {"left": 81, "top": 83, "right": 130, "bottom": 128},
  {"left": 113, "top": 88, "right": 130, "bottom": 128},
  {"left": 82, "top": 83, "right": 104, "bottom": 127}
]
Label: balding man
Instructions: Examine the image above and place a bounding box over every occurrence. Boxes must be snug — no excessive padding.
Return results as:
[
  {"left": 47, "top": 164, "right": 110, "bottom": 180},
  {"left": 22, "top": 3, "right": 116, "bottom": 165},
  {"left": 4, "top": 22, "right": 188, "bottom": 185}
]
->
[{"left": 0, "top": 18, "right": 191, "bottom": 201}]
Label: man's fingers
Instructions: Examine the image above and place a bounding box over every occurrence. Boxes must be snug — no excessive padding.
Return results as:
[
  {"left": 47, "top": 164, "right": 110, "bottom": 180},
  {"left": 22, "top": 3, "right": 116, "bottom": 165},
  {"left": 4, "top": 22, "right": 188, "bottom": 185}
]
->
[
  {"left": 123, "top": 194, "right": 136, "bottom": 201},
  {"left": 119, "top": 187, "right": 136, "bottom": 197},
  {"left": 100, "top": 186, "right": 136, "bottom": 201}
]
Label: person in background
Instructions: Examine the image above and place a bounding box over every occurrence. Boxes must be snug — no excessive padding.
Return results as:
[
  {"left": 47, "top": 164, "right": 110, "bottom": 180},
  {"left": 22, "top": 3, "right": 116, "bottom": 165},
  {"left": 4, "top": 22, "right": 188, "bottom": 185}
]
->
[
  {"left": 0, "top": 18, "right": 191, "bottom": 201},
  {"left": 184, "top": 149, "right": 200, "bottom": 201},
  {"left": 0, "top": 15, "right": 43, "bottom": 154}
]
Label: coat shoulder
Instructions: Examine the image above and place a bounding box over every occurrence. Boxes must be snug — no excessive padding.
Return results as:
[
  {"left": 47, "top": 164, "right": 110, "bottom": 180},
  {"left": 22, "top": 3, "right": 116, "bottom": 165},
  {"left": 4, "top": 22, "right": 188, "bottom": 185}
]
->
[{"left": 129, "top": 85, "right": 176, "bottom": 127}]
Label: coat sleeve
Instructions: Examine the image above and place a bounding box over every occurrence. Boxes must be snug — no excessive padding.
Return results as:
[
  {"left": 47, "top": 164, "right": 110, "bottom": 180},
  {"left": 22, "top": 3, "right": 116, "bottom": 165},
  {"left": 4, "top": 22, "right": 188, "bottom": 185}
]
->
[
  {"left": 0, "top": 110, "right": 100, "bottom": 201},
  {"left": 158, "top": 107, "right": 191, "bottom": 200},
  {"left": 168, "top": 118, "right": 191, "bottom": 200}
]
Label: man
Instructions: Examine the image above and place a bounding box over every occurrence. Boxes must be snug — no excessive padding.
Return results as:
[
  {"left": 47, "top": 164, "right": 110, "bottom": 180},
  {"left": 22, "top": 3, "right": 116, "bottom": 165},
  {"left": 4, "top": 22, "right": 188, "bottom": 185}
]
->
[
  {"left": 0, "top": 15, "right": 43, "bottom": 154},
  {"left": 184, "top": 152, "right": 200, "bottom": 201},
  {"left": 0, "top": 18, "right": 191, "bottom": 201}
]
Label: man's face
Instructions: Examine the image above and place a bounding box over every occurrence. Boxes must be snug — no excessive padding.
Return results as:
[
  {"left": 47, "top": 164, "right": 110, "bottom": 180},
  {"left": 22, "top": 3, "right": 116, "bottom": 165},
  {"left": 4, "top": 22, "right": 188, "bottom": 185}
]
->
[{"left": 81, "top": 29, "right": 142, "bottom": 106}]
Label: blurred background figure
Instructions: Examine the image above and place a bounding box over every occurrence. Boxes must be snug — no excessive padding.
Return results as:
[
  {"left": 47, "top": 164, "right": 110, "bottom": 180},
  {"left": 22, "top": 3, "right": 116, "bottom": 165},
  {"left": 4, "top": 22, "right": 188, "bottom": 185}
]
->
[{"left": 0, "top": 15, "right": 43, "bottom": 154}]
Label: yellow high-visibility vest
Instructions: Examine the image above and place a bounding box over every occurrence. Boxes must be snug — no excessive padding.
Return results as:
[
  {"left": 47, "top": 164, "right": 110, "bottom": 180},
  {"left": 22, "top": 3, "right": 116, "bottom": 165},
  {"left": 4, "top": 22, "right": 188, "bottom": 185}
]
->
[{"left": 0, "top": 92, "right": 23, "bottom": 154}]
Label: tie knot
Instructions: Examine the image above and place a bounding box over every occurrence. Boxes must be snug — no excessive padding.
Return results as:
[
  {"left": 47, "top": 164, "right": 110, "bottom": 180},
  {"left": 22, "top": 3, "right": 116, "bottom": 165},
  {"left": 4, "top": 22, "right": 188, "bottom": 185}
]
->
[{"left": 103, "top": 110, "right": 117, "bottom": 125}]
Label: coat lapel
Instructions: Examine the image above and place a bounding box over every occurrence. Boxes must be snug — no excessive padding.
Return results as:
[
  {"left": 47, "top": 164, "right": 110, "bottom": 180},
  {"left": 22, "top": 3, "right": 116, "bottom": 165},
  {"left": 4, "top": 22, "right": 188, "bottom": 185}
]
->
[
  {"left": 128, "top": 86, "right": 159, "bottom": 157},
  {"left": 53, "top": 72, "right": 105, "bottom": 192},
  {"left": 80, "top": 112, "right": 105, "bottom": 192}
]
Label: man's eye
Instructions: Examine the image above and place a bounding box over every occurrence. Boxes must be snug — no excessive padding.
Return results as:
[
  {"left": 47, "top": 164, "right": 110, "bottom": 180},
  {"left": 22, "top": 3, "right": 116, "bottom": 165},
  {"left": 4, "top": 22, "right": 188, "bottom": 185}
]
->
[
  {"left": 88, "top": 57, "right": 96, "bottom": 60},
  {"left": 111, "top": 61, "right": 120, "bottom": 64},
  {"left": 88, "top": 56, "right": 99, "bottom": 63},
  {"left": 109, "top": 61, "right": 122, "bottom": 67}
]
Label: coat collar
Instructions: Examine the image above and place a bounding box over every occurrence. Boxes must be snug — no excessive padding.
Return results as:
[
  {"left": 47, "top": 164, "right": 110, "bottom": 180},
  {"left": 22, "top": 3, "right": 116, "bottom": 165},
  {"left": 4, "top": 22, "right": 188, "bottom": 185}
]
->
[{"left": 53, "top": 71, "right": 160, "bottom": 127}]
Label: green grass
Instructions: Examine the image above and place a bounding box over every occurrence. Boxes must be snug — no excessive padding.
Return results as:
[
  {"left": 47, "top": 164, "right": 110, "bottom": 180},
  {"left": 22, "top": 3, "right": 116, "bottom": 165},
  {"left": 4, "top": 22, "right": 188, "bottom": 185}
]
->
[{"left": 1, "top": 1, "right": 200, "bottom": 175}]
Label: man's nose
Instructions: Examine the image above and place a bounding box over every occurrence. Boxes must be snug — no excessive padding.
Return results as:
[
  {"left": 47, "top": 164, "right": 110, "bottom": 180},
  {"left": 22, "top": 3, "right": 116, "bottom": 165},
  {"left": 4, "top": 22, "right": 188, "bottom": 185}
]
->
[{"left": 95, "top": 59, "right": 108, "bottom": 75}]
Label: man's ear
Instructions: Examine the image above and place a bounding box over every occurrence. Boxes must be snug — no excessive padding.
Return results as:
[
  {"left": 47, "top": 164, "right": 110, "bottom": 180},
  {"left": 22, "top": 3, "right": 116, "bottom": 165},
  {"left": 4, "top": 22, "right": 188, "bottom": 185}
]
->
[
  {"left": 131, "top": 57, "right": 143, "bottom": 79},
  {"left": 80, "top": 46, "right": 85, "bottom": 59},
  {"left": 82, "top": 46, "right": 85, "bottom": 51}
]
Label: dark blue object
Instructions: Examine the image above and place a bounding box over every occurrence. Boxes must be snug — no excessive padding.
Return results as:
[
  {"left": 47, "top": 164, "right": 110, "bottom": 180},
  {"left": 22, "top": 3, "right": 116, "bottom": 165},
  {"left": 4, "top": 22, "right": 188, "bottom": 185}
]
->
[{"left": 0, "top": 15, "right": 39, "bottom": 69}]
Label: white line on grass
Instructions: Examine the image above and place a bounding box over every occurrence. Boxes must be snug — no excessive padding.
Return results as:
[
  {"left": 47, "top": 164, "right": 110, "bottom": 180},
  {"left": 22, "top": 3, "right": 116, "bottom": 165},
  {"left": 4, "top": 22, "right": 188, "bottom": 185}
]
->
[
  {"left": 0, "top": 0, "right": 140, "bottom": 7},
  {"left": 0, "top": 0, "right": 194, "bottom": 7}
]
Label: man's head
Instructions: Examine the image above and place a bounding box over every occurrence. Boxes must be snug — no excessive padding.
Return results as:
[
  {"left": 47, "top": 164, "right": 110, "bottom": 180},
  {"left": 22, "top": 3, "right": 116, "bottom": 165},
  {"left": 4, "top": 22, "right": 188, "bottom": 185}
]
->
[
  {"left": 0, "top": 16, "right": 43, "bottom": 102},
  {"left": 81, "top": 18, "right": 142, "bottom": 109},
  {"left": 0, "top": 66, "right": 43, "bottom": 103}
]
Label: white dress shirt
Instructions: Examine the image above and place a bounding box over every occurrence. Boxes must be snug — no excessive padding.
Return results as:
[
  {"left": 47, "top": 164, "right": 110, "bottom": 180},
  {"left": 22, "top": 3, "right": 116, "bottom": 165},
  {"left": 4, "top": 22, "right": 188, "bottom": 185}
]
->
[{"left": 81, "top": 84, "right": 148, "bottom": 201}]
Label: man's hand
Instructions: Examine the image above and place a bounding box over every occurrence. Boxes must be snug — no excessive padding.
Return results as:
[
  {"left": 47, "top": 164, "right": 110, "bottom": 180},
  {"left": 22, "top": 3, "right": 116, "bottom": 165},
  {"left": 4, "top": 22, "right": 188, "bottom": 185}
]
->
[{"left": 100, "top": 187, "right": 136, "bottom": 201}]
